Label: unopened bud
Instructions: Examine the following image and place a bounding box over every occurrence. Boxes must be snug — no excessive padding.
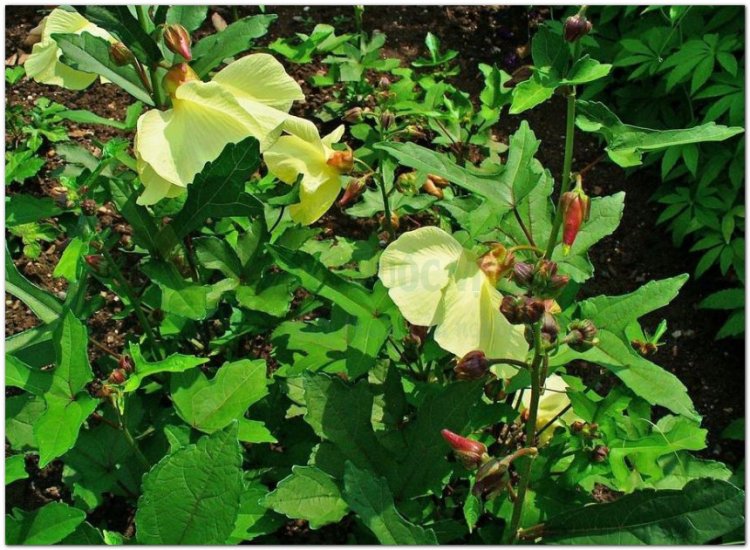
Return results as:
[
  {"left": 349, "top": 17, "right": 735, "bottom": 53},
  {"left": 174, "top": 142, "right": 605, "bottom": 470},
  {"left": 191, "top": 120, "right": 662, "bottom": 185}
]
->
[
  {"left": 163, "top": 24, "right": 192, "bottom": 60},
  {"left": 541, "top": 299, "right": 561, "bottom": 343},
  {"left": 472, "top": 458, "right": 508, "bottom": 500},
  {"left": 564, "top": 13, "right": 593, "bottom": 43},
  {"left": 570, "top": 420, "right": 585, "bottom": 433},
  {"left": 560, "top": 178, "right": 590, "bottom": 254},
  {"left": 119, "top": 355, "right": 134, "bottom": 374},
  {"left": 479, "top": 244, "right": 515, "bottom": 285},
  {"left": 428, "top": 174, "right": 449, "bottom": 188},
  {"left": 380, "top": 110, "right": 395, "bottom": 131},
  {"left": 531, "top": 260, "right": 568, "bottom": 298},
  {"left": 338, "top": 178, "right": 367, "bottom": 208},
  {"left": 396, "top": 171, "right": 420, "bottom": 195},
  {"left": 342, "top": 106, "right": 364, "bottom": 123},
  {"left": 405, "top": 324, "right": 428, "bottom": 349},
  {"left": 405, "top": 125, "right": 427, "bottom": 140},
  {"left": 441, "top": 429, "right": 488, "bottom": 470},
  {"left": 327, "top": 148, "right": 354, "bottom": 174},
  {"left": 162, "top": 63, "right": 199, "bottom": 97},
  {"left": 454, "top": 350, "right": 489, "bottom": 381},
  {"left": 566, "top": 319, "right": 598, "bottom": 352},
  {"left": 484, "top": 378, "right": 506, "bottom": 401},
  {"left": 109, "top": 42, "right": 135, "bottom": 66},
  {"left": 377, "top": 76, "right": 391, "bottom": 89},
  {"left": 108, "top": 368, "right": 127, "bottom": 385},
  {"left": 378, "top": 212, "right": 400, "bottom": 231},
  {"left": 500, "top": 295, "right": 545, "bottom": 325},
  {"left": 591, "top": 445, "right": 609, "bottom": 463},
  {"left": 512, "top": 262, "right": 534, "bottom": 287},
  {"left": 85, "top": 255, "right": 104, "bottom": 273},
  {"left": 81, "top": 199, "right": 97, "bottom": 216},
  {"left": 422, "top": 178, "right": 444, "bottom": 199},
  {"left": 211, "top": 12, "right": 228, "bottom": 32}
]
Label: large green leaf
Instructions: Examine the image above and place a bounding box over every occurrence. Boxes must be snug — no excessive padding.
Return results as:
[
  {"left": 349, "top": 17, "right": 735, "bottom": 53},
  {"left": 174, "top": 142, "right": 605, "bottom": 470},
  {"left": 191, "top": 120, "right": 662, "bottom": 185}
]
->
[
  {"left": 6, "top": 454, "right": 29, "bottom": 485},
  {"left": 576, "top": 101, "right": 744, "bottom": 167},
  {"left": 227, "top": 480, "right": 285, "bottom": 543},
  {"left": 191, "top": 15, "right": 277, "bottom": 77},
  {"left": 6, "top": 195, "right": 63, "bottom": 226},
  {"left": 262, "top": 466, "right": 348, "bottom": 529},
  {"left": 5, "top": 245, "right": 62, "bottom": 324},
  {"left": 165, "top": 5, "right": 208, "bottom": 32},
  {"left": 53, "top": 33, "right": 153, "bottom": 105},
  {"left": 542, "top": 479, "right": 744, "bottom": 544},
  {"left": 136, "top": 424, "right": 243, "bottom": 544},
  {"left": 6, "top": 502, "right": 86, "bottom": 545},
  {"left": 6, "top": 354, "right": 52, "bottom": 396},
  {"left": 497, "top": 121, "right": 546, "bottom": 207},
  {"left": 343, "top": 462, "right": 438, "bottom": 545},
  {"left": 76, "top": 6, "right": 161, "bottom": 63},
  {"left": 122, "top": 343, "right": 208, "bottom": 392},
  {"left": 156, "top": 137, "right": 262, "bottom": 249},
  {"left": 171, "top": 359, "right": 268, "bottom": 438},
  {"left": 510, "top": 77, "right": 555, "bottom": 115}
]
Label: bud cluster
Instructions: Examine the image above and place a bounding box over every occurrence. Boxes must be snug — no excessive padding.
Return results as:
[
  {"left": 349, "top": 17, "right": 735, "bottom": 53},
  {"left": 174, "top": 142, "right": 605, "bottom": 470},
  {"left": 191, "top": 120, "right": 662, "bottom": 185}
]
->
[{"left": 500, "top": 295, "right": 545, "bottom": 325}]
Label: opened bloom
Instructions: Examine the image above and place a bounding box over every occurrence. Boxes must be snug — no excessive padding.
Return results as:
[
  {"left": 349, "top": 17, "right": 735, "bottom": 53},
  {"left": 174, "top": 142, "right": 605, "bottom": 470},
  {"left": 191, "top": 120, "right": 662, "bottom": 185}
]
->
[
  {"left": 378, "top": 226, "right": 528, "bottom": 365},
  {"left": 522, "top": 374, "right": 579, "bottom": 445},
  {"left": 263, "top": 118, "right": 347, "bottom": 225},
  {"left": 25, "top": 8, "right": 114, "bottom": 90},
  {"left": 135, "top": 54, "right": 304, "bottom": 205}
]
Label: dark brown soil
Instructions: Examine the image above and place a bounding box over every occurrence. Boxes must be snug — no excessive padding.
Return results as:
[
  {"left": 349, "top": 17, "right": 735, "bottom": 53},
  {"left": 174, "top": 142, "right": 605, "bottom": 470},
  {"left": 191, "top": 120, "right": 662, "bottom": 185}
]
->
[{"left": 5, "top": 3, "right": 744, "bottom": 540}]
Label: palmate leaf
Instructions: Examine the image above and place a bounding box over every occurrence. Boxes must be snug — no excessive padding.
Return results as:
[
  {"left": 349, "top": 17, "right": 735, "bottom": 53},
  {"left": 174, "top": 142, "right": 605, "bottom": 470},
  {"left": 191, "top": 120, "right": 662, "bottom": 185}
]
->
[
  {"left": 541, "top": 479, "right": 744, "bottom": 544},
  {"left": 53, "top": 33, "right": 153, "bottom": 105},
  {"left": 136, "top": 424, "right": 243, "bottom": 544},
  {"left": 576, "top": 100, "right": 744, "bottom": 167}
]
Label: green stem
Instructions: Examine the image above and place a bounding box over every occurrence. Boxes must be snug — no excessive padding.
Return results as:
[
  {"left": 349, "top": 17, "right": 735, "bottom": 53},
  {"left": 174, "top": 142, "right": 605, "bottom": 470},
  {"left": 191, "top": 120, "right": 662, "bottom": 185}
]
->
[
  {"left": 111, "top": 397, "right": 150, "bottom": 469},
  {"left": 101, "top": 246, "right": 163, "bottom": 361},
  {"left": 543, "top": 87, "right": 577, "bottom": 258},
  {"left": 506, "top": 323, "right": 543, "bottom": 543},
  {"left": 135, "top": 5, "right": 163, "bottom": 108}
]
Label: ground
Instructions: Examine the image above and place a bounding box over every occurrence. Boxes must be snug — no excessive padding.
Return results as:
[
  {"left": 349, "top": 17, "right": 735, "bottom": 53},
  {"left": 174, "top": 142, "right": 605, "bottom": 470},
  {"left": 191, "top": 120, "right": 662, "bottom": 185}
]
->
[{"left": 5, "top": 3, "right": 744, "bottom": 532}]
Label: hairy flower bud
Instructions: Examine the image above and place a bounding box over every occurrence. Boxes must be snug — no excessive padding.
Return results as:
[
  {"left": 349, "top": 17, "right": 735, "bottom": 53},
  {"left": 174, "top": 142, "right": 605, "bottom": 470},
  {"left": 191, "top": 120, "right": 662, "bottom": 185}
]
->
[
  {"left": 162, "top": 63, "right": 199, "bottom": 97},
  {"left": 566, "top": 319, "right": 599, "bottom": 352},
  {"left": 570, "top": 420, "right": 585, "bottom": 433},
  {"left": 342, "top": 106, "right": 364, "bottom": 124},
  {"left": 541, "top": 299, "right": 561, "bottom": 343},
  {"left": 500, "top": 295, "right": 545, "bottom": 325},
  {"left": 531, "top": 259, "right": 569, "bottom": 298},
  {"left": 163, "top": 23, "right": 192, "bottom": 60},
  {"left": 380, "top": 110, "right": 395, "bottom": 131},
  {"left": 441, "top": 429, "right": 488, "bottom": 470},
  {"left": 405, "top": 124, "right": 427, "bottom": 140},
  {"left": 108, "top": 368, "right": 127, "bottom": 385},
  {"left": 564, "top": 13, "right": 593, "bottom": 42},
  {"left": 512, "top": 262, "right": 534, "bottom": 287},
  {"left": 109, "top": 42, "right": 135, "bottom": 66},
  {"left": 479, "top": 244, "right": 515, "bottom": 285},
  {"left": 119, "top": 355, "right": 134, "bottom": 374},
  {"left": 454, "top": 350, "right": 489, "bottom": 381},
  {"left": 337, "top": 177, "right": 367, "bottom": 208},
  {"left": 422, "top": 177, "right": 444, "bottom": 199},
  {"left": 591, "top": 445, "right": 609, "bottom": 463},
  {"left": 81, "top": 199, "right": 97, "bottom": 216},
  {"left": 327, "top": 148, "right": 354, "bottom": 174}
]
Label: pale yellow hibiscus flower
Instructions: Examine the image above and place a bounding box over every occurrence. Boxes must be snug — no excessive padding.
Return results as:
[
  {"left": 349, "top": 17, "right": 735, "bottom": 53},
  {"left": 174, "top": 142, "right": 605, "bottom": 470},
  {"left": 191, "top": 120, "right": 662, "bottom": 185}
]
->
[
  {"left": 522, "top": 373, "right": 579, "bottom": 445},
  {"left": 25, "top": 8, "right": 114, "bottom": 90},
  {"left": 263, "top": 118, "right": 348, "bottom": 225},
  {"left": 378, "top": 226, "right": 528, "bottom": 364},
  {"left": 134, "top": 54, "right": 304, "bottom": 205}
]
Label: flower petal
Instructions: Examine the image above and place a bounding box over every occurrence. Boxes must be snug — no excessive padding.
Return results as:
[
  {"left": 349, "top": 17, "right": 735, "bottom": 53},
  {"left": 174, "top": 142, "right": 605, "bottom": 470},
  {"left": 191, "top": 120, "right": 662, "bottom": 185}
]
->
[
  {"left": 263, "top": 119, "right": 331, "bottom": 188},
  {"left": 379, "top": 227, "right": 465, "bottom": 327},
  {"left": 289, "top": 176, "right": 341, "bottom": 225},
  {"left": 25, "top": 39, "right": 97, "bottom": 90},
  {"left": 136, "top": 156, "right": 181, "bottom": 205},
  {"left": 522, "top": 374, "right": 577, "bottom": 445},
  {"left": 212, "top": 53, "right": 304, "bottom": 112}
]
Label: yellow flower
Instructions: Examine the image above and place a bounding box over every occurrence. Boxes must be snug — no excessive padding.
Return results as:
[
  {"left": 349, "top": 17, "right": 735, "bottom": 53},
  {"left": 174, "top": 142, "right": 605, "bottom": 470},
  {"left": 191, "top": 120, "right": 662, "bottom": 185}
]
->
[
  {"left": 263, "top": 118, "right": 347, "bottom": 225},
  {"left": 25, "top": 8, "right": 114, "bottom": 90},
  {"left": 134, "top": 54, "right": 304, "bottom": 205},
  {"left": 522, "top": 374, "right": 579, "bottom": 445},
  {"left": 378, "top": 226, "right": 528, "bottom": 364}
]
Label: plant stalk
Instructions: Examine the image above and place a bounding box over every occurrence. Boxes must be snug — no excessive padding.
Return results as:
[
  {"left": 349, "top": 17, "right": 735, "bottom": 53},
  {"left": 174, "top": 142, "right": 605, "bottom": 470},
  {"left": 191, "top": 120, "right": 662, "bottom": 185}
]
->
[{"left": 135, "top": 5, "right": 163, "bottom": 108}]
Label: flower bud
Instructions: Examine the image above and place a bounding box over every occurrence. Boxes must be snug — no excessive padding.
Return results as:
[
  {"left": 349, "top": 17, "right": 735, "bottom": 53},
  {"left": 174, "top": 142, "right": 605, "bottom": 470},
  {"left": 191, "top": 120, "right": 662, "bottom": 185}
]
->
[
  {"left": 531, "top": 260, "right": 569, "bottom": 298},
  {"left": 500, "top": 295, "right": 545, "bottom": 325},
  {"left": 472, "top": 458, "right": 508, "bottom": 500},
  {"left": 512, "top": 262, "right": 534, "bottom": 287},
  {"left": 591, "top": 445, "right": 609, "bottom": 463},
  {"left": 380, "top": 110, "right": 395, "bottom": 131},
  {"left": 162, "top": 63, "right": 199, "bottom": 97},
  {"left": 484, "top": 378, "right": 506, "bottom": 401},
  {"left": 441, "top": 429, "right": 488, "bottom": 470},
  {"left": 560, "top": 189, "right": 590, "bottom": 254},
  {"left": 564, "top": 13, "right": 593, "bottom": 42},
  {"left": 377, "top": 76, "right": 391, "bottom": 90},
  {"left": 81, "top": 199, "right": 97, "bottom": 216},
  {"left": 378, "top": 212, "right": 400, "bottom": 231},
  {"left": 211, "top": 12, "right": 228, "bottom": 32},
  {"left": 405, "top": 324, "right": 428, "bottom": 349},
  {"left": 163, "top": 23, "right": 192, "bottom": 61},
  {"left": 541, "top": 299, "right": 561, "bottom": 343},
  {"left": 337, "top": 177, "right": 367, "bottom": 208},
  {"left": 566, "top": 319, "right": 598, "bottom": 352},
  {"left": 326, "top": 148, "right": 354, "bottom": 174},
  {"left": 422, "top": 177, "right": 444, "bottom": 199},
  {"left": 405, "top": 125, "right": 427, "bottom": 140},
  {"left": 454, "top": 350, "right": 489, "bottom": 381},
  {"left": 428, "top": 174, "right": 450, "bottom": 188},
  {"left": 479, "top": 244, "right": 515, "bottom": 285},
  {"left": 119, "top": 355, "right": 134, "bottom": 374},
  {"left": 108, "top": 368, "right": 127, "bottom": 385},
  {"left": 342, "top": 106, "right": 364, "bottom": 124},
  {"left": 109, "top": 42, "right": 135, "bottom": 66},
  {"left": 85, "top": 255, "right": 105, "bottom": 273},
  {"left": 570, "top": 420, "right": 585, "bottom": 433},
  {"left": 396, "top": 171, "right": 420, "bottom": 195}
]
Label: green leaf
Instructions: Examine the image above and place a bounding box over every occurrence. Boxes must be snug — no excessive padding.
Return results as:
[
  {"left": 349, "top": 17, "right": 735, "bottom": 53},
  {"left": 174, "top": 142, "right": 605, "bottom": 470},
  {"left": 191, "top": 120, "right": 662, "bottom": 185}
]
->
[
  {"left": 227, "top": 481, "right": 284, "bottom": 543},
  {"left": 136, "top": 424, "right": 243, "bottom": 544},
  {"left": 53, "top": 236, "right": 86, "bottom": 283},
  {"left": 166, "top": 5, "right": 208, "bottom": 32},
  {"left": 35, "top": 393, "right": 98, "bottom": 468},
  {"left": 60, "top": 522, "right": 105, "bottom": 545},
  {"left": 342, "top": 462, "right": 438, "bottom": 545},
  {"left": 5, "top": 150, "right": 45, "bottom": 185},
  {"left": 6, "top": 354, "right": 52, "bottom": 396},
  {"left": 463, "top": 493, "right": 482, "bottom": 533},
  {"left": 542, "top": 479, "right": 744, "bottom": 544},
  {"left": 262, "top": 466, "right": 348, "bottom": 529},
  {"left": 53, "top": 32, "right": 153, "bottom": 105},
  {"left": 6, "top": 502, "right": 86, "bottom": 545},
  {"left": 171, "top": 359, "right": 268, "bottom": 435},
  {"left": 722, "top": 418, "right": 744, "bottom": 440},
  {"left": 649, "top": 453, "right": 733, "bottom": 490},
  {"left": 156, "top": 137, "right": 262, "bottom": 249},
  {"left": 6, "top": 394, "right": 45, "bottom": 451},
  {"left": 6, "top": 195, "right": 63, "bottom": 226},
  {"left": 510, "top": 76, "right": 555, "bottom": 114},
  {"left": 374, "top": 141, "right": 504, "bottom": 206},
  {"left": 122, "top": 342, "right": 208, "bottom": 392},
  {"left": 576, "top": 101, "right": 744, "bottom": 167},
  {"left": 5, "top": 245, "right": 62, "bottom": 324},
  {"left": 192, "top": 15, "right": 277, "bottom": 77},
  {"left": 562, "top": 56, "right": 612, "bottom": 85},
  {"left": 104, "top": 178, "right": 162, "bottom": 255},
  {"left": 140, "top": 260, "right": 209, "bottom": 320},
  {"left": 498, "top": 121, "right": 545, "bottom": 207},
  {"left": 268, "top": 245, "right": 377, "bottom": 319},
  {"left": 194, "top": 236, "right": 243, "bottom": 279},
  {"left": 76, "top": 6, "right": 161, "bottom": 63},
  {"left": 6, "top": 454, "right": 28, "bottom": 485}
]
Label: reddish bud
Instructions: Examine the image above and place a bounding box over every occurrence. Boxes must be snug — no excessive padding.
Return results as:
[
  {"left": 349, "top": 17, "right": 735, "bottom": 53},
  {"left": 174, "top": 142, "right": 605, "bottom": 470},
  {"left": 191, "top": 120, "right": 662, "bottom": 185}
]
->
[
  {"left": 560, "top": 182, "right": 590, "bottom": 254},
  {"left": 427, "top": 174, "right": 450, "bottom": 188},
  {"left": 342, "top": 106, "right": 364, "bottom": 123},
  {"left": 566, "top": 319, "right": 598, "bottom": 352},
  {"left": 338, "top": 178, "right": 367, "bottom": 208},
  {"left": 441, "top": 429, "right": 488, "bottom": 470},
  {"left": 163, "top": 24, "right": 192, "bottom": 60},
  {"left": 591, "top": 445, "right": 609, "bottom": 463},
  {"left": 327, "top": 149, "right": 354, "bottom": 174},
  {"left": 85, "top": 255, "right": 103, "bottom": 271},
  {"left": 500, "top": 295, "right": 545, "bottom": 325},
  {"left": 454, "top": 350, "right": 489, "bottom": 381},
  {"left": 570, "top": 420, "right": 585, "bottom": 433},
  {"left": 119, "top": 355, "right": 134, "bottom": 374},
  {"left": 512, "top": 262, "right": 534, "bottom": 287},
  {"left": 380, "top": 110, "right": 395, "bottom": 131},
  {"left": 109, "top": 42, "right": 135, "bottom": 66},
  {"left": 564, "top": 13, "right": 593, "bottom": 42},
  {"left": 162, "top": 63, "right": 199, "bottom": 97},
  {"left": 81, "top": 199, "right": 97, "bottom": 216},
  {"left": 422, "top": 177, "right": 444, "bottom": 199},
  {"left": 472, "top": 458, "right": 508, "bottom": 500},
  {"left": 108, "top": 368, "right": 127, "bottom": 385}
]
